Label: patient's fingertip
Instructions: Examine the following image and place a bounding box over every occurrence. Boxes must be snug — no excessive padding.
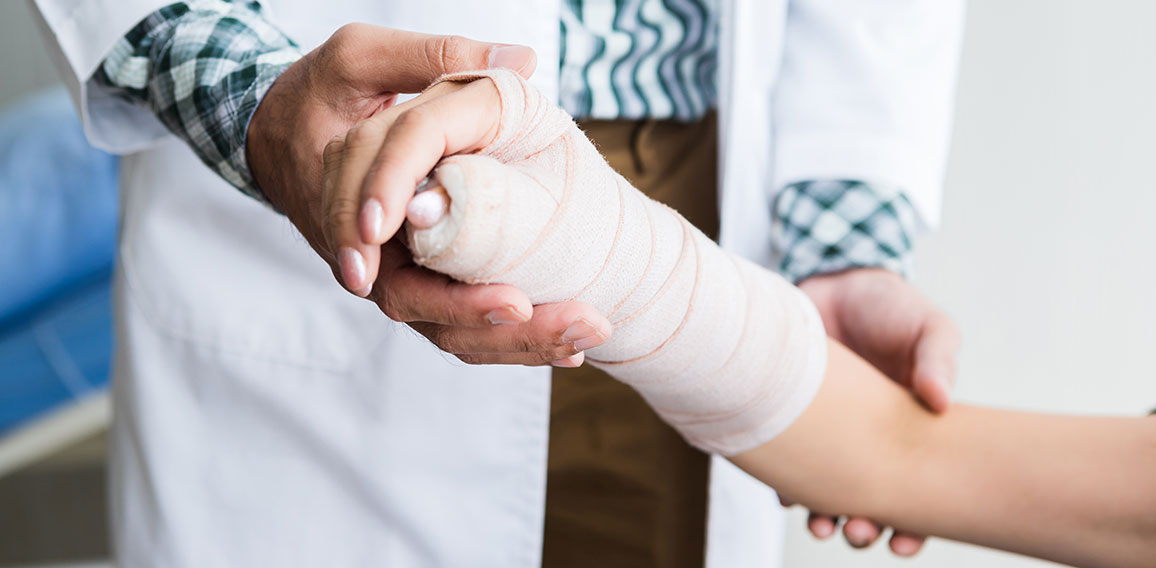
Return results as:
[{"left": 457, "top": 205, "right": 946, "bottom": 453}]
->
[
  {"left": 360, "top": 198, "right": 385, "bottom": 243},
  {"left": 889, "top": 533, "right": 925, "bottom": 556},
  {"left": 406, "top": 187, "right": 449, "bottom": 228},
  {"left": 338, "top": 247, "right": 369, "bottom": 297},
  {"left": 808, "top": 515, "right": 836, "bottom": 539}
]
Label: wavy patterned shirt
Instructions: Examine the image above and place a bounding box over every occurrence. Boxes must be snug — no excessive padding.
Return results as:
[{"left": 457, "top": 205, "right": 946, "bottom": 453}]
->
[{"left": 559, "top": 0, "right": 719, "bottom": 122}]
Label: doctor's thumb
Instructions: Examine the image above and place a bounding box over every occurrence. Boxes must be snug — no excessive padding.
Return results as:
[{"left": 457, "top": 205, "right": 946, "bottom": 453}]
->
[
  {"left": 319, "top": 24, "right": 537, "bottom": 94},
  {"left": 911, "top": 314, "right": 962, "bottom": 414},
  {"left": 422, "top": 36, "right": 537, "bottom": 79}
]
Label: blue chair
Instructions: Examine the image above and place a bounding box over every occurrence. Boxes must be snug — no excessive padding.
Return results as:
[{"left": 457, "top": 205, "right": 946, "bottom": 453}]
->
[{"left": 0, "top": 89, "right": 119, "bottom": 436}]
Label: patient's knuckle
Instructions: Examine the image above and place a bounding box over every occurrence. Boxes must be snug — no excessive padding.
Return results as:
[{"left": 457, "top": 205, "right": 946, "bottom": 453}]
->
[
  {"left": 323, "top": 134, "right": 346, "bottom": 158},
  {"left": 322, "top": 137, "right": 345, "bottom": 173},
  {"left": 393, "top": 105, "right": 432, "bottom": 133},
  {"left": 322, "top": 198, "right": 358, "bottom": 243},
  {"left": 326, "top": 192, "right": 359, "bottom": 219},
  {"left": 344, "top": 119, "right": 385, "bottom": 148}
]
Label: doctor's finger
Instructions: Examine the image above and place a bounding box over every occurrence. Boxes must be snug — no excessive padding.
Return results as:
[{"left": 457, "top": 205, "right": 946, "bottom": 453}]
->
[
  {"left": 454, "top": 351, "right": 589, "bottom": 368},
  {"left": 407, "top": 321, "right": 587, "bottom": 367},
  {"left": 911, "top": 312, "right": 961, "bottom": 414},
  {"left": 315, "top": 133, "right": 347, "bottom": 259},
  {"left": 356, "top": 79, "right": 503, "bottom": 247},
  {"left": 409, "top": 302, "right": 611, "bottom": 360},
  {"left": 324, "top": 120, "right": 388, "bottom": 297},
  {"left": 806, "top": 513, "right": 837, "bottom": 540},
  {"left": 888, "top": 530, "right": 927, "bottom": 557},
  {"left": 375, "top": 263, "right": 534, "bottom": 328},
  {"left": 842, "top": 517, "right": 883, "bottom": 548},
  {"left": 321, "top": 24, "right": 537, "bottom": 96}
]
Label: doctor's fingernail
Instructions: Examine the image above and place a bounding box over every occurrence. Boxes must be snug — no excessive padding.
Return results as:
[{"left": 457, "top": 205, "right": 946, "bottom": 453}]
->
[
  {"left": 338, "top": 247, "right": 368, "bottom": 296},
  {"left": 360, "top": 198, "right": 385, "bottom": 243},
  {"left": 562, "top": 319, "right": 607, "bottom": 352},
  {"left": 486, "top": 305, "right": 529, "bottom": 325},
  {"left": 488, "top": 45, "right": 534, "bottom": 72},
  {"left": 551, "top": 352, "right": 585, "bottom": 368}
]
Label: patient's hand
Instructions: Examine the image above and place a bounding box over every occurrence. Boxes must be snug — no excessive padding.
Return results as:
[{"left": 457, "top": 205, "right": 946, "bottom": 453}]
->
[
  {"left": 318, "top": 75, "right": 611, "bottom": 366},
  {"left": 789, "top": 267, "right": 961, "bottom": 555}
]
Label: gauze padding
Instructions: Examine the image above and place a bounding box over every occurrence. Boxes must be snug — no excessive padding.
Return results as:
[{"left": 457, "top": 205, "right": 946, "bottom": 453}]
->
[{"left": 407, "top": 70, "right": 827, "bottom": 455}]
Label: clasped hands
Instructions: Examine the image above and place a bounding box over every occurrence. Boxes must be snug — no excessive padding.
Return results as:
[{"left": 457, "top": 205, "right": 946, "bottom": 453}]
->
[{"left": 246, "top": 23, "right": 961, "bottom": 556}]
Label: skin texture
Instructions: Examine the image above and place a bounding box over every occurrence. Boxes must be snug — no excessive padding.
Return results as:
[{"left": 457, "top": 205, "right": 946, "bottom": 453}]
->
[
  {"left": 731, "top": 339, "right": 1156, "bottom": 568},
  {"left": 245, "top": 24, "right": 609, "bottom": 368}
]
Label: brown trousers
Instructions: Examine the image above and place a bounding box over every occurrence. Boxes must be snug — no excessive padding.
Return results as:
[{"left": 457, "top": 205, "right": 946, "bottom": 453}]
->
[{"left": 543, "top": 113, "right": 719, "bottom": 568}]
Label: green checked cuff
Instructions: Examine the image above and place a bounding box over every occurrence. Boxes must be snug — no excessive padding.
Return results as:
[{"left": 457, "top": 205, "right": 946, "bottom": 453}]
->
[
  {"left": 774, "top": 180, "right": 919, "bottom": 284},
  {"left": 94, "top": 0, "right": 302, "bottom": 204}
]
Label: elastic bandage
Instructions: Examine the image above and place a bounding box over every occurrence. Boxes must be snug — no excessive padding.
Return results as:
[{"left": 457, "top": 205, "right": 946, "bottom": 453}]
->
[{"left": 406, "top": 70, "right": 827, "bottom": 455}]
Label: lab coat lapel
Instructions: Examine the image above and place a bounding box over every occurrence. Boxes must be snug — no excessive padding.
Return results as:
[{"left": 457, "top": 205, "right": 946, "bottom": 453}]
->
[
  {"left": 707, "top": 1, "right": 791, "bottom": 568},
  {"left": 108, "top": 1, "right": 560, "bottom": 566}
]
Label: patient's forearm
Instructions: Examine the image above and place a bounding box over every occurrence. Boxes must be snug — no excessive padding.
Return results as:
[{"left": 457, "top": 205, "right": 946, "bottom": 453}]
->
[
  {"left": 400, "top": 71, "right": 1155, "bottom": 567},
  {"left": 731, "top": 340, "right": 1156, "bottom": 568}
]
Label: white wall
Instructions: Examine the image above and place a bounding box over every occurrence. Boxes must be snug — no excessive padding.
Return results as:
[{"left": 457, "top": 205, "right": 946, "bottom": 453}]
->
[{"left": 783, "top": 1, "right": 1156, "bottom": 567}]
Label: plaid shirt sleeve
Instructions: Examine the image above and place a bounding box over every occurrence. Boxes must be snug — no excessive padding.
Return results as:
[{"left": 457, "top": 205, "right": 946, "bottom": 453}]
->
[
  {"left": 774, "top": 180, "right": 920, "bottom": 283},
  {"left": 93, "top": 0, "right": 303, "bottom": 204}
]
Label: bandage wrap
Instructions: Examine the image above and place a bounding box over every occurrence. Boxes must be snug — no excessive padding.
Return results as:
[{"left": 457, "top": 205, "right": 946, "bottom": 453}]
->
[{"left": 408, "top": 70, "right": 827, "bottom": 455}]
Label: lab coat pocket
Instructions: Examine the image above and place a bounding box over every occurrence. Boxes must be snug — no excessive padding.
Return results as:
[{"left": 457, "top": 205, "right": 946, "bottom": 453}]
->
[{"left": 117, "top": 140, "right": 392, "bottom": 375}]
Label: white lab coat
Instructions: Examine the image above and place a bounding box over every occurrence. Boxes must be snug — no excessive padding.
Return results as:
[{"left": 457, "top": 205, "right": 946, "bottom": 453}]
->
[{"left": 30, "top": 0, "right": 963, "bottom": 566}]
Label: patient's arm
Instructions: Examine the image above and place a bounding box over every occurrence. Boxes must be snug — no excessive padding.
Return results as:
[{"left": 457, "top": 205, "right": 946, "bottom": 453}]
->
[
  {"left": 733, "top": 339, "right": 1156, "bottom": 568},
  {"left": 355, "top": 69, "right": 1154, "bottom": 567}
]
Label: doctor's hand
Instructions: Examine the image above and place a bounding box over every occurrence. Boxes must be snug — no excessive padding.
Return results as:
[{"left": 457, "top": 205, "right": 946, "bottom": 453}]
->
[
  {"left": 321, "top": 78, "right": 612, "bottom": 366},
  {"left": 248, "top": 24, "right": 608, "bottom": 366},
  {"left": 785, "top": 267, "right": 962, "bottom": 556},
  {"left": 247, "top": 23, "right": 535, "bottom": 280}
]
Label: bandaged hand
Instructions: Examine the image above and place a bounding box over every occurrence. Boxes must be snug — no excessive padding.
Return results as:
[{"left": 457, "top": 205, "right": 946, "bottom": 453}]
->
[
  {"left": 321, "top": 60, "right": 613, "bottom": 368},
  {"left": 403, "top": 70, "right": 828, "bottom": 455}
]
